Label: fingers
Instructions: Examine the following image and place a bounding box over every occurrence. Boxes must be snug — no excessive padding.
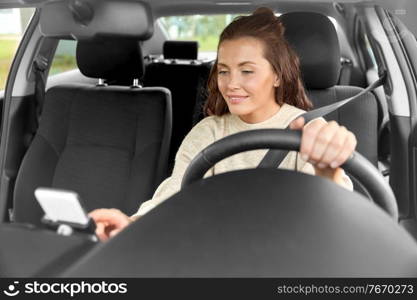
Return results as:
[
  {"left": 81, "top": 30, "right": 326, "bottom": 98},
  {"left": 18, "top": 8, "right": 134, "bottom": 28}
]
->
[
  {"left": 299, "top": 118, "right": 327, "bottom": 161},
  {"left": 308, "top": 120, "right": 340, "bottom": 167},
  {"left": 95, "top": 221, "right": 109, "bottom": 241},
  {"left": 300, "top": 119, "right": 356, "bottom": 168},
  {"left": 289, "top": 116, "right": 305, "bottom": 130},
  {"left": 89, "top": 208, "right": 131, "bottom": 242},
  {"left": 109, "top": 228, "right": 124, "bottom": 238},
  {"left": 318, "top": 125, "right": 348, "bottom": 168},
  {"left": 89, "top": 208, "right": 130, "bottom": 228},
  {"left": 329, "top": 131, "right": 357, "bottom": 168},
  {"left": 311, "top": 122, "right": 346, "bottom": 168}
]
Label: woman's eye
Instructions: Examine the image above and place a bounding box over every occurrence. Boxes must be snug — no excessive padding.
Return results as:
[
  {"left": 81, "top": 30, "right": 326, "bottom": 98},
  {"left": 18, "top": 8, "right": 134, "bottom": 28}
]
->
[
  {"left": 242, "top": 70, "right": 254, "bottom": 74},
  {"left": 218, "top": 70, "right": 228, "bottom": 75}
]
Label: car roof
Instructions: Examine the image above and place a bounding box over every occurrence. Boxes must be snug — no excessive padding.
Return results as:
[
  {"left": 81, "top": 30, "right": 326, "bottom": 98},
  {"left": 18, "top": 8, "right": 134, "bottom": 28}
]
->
[{"left": 2, "top": 0, "right": 416, "bottom": 36}]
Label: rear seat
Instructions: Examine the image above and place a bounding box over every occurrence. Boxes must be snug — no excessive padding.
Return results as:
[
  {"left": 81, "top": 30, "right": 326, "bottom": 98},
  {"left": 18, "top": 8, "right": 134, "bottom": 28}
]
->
[
  {"left": 144, "top": 40, "right": 211, "bottom": 171},
  {"left": 13, "top": 39, "right": 172, "bottom": 226}
]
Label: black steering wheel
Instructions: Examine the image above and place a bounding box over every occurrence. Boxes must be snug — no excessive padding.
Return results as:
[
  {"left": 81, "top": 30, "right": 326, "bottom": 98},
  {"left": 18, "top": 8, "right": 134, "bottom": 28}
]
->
[{"left": 181, "top": 129, "right": 398, "bottom": 220}]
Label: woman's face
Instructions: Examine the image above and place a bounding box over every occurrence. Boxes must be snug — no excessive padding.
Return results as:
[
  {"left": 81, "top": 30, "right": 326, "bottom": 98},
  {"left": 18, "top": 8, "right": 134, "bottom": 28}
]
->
[{"left": 217, "top": 37, "right": 280, "bottom": 123}]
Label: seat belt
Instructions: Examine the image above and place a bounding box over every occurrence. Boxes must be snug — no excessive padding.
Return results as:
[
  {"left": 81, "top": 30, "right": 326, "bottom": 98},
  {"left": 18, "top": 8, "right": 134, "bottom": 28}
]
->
[
  {"left": 339, "top": 57, "right": 353, "bottom": 86},
  {"left": 258, "top": 69, "right": 387, "bottom": 168},
  {"left": 24, "top": 55, "right": 48, "bottom": 147}
]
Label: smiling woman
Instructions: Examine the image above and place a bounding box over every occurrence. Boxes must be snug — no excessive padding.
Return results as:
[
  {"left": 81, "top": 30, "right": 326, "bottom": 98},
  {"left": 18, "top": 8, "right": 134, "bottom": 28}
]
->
[
  {"left": 0, "top": 0, "right": 416, "bottom": 280},
  {"left": 216, "top": 38, "right": 281, "bottom": 123},
  {"left": 206, "top": 8, "right": 312, "bottom": 120},
  {"left": 89, "top": 7, "right": 356, "bottom": 241}
]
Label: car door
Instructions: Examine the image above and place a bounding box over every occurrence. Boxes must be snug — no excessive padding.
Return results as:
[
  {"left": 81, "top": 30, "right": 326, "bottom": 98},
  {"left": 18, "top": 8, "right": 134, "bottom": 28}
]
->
[
  {"left": 363, "top": 3, "right": 417, "bottom": 239},
  {"left": 380, "top": 7, "right": 417, "bottom": 239},
  {"left": 0, "top": 5, "right": 36, "bottom": 221}
]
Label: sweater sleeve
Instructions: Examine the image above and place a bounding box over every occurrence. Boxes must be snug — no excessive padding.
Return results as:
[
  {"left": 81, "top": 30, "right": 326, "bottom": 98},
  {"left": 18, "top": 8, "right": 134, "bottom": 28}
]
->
[{"left": 131, "top": 117, "right": 217, "bottom": 218}]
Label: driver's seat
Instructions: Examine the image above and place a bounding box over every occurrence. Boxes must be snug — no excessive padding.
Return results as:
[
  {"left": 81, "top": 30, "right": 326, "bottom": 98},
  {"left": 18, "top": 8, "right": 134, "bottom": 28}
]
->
[{"left": 281, "top": 12, "right": 379, "bottom": 167}]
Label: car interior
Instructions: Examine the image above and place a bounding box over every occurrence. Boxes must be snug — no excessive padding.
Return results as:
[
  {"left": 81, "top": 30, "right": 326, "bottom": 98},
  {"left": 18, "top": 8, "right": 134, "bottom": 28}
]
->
[
  {"left": 13, "top": 38, "right": 172, "bottom": 226},
  {"left": 0, "top": 0, "right": 417, "bottom": 277}
]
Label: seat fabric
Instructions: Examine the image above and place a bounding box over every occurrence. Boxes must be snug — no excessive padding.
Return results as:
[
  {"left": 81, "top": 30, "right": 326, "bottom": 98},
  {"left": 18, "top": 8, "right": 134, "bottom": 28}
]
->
[{"left": 13, "top": 39, "right": 172, "bottom": 226}]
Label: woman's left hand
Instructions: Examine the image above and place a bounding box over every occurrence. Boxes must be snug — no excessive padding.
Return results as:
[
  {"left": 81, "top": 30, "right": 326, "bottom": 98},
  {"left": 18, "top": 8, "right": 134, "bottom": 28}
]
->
[{"left": 289, "top": 117, "right": 357, "bottom": 181}]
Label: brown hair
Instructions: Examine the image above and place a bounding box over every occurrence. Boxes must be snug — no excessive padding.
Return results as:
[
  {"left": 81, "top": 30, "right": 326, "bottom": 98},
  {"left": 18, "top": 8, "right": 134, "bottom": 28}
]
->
[{"left": 204, "top": 7, "right": 312, "bottom": 116}]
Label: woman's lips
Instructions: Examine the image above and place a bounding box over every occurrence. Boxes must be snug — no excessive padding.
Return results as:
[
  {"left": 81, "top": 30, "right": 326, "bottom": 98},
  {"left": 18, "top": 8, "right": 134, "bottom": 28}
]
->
[{"left": 228, "top": 96, "right": 248, "bottom": 104}]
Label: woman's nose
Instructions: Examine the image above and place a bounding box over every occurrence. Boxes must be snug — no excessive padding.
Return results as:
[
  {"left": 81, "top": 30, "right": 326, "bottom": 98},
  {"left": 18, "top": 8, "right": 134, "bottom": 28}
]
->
[{"left": 227, "top": 74, "right": 240, "bottom": 90}]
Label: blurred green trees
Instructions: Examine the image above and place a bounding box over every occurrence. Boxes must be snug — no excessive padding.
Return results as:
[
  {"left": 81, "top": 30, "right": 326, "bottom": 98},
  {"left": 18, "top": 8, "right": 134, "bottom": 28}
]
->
[
  {"left": 1, "top": 13, "right": 243, "bottom": 89},
  {"left": 160, "top": 14, "right": 240, "bottom": 51}
]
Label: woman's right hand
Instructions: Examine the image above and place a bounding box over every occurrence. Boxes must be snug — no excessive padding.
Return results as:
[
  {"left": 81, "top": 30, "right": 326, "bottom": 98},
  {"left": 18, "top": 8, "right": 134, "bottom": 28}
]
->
[{"left": 89, "top": 208, "right": 133, "bottom": 241}]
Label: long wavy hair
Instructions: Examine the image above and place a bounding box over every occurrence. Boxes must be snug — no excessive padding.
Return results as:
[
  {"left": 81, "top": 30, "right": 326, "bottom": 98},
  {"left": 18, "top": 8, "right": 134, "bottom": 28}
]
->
[{"left": 204, "top": 7, "right": 312, "bottom": 116}]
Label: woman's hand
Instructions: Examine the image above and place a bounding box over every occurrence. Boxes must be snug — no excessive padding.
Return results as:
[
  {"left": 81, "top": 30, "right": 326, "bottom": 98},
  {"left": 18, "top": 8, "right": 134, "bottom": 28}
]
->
[
  {"left": 89, "top": 208, "right": 133, "bottom": 241},
  {"left": 289, "top": 117, "right": 357, "bottom": 183}
]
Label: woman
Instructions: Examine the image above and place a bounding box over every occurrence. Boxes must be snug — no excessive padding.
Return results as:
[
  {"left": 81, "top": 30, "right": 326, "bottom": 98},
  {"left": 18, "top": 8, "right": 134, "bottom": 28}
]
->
[{"left": 90, "top": 7, "right": 356, "bottom": 241}]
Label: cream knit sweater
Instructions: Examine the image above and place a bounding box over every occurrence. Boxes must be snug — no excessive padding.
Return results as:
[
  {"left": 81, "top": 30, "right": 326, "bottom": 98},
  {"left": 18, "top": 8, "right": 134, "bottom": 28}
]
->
[{"left": 132, "top": 103, "right": 352, "bottom": 218}]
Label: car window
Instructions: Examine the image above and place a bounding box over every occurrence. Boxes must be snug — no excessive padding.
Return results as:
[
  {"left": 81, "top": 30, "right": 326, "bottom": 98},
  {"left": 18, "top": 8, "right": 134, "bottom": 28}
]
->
[
  {"left": 0, "top": 8, "right": 35, "bottom": 91},
  {"left": 159, "top": 14, "right": 340, "bottom": 61},
  {"left": 158, "top": 14, "right": 240, "bottom": 59},
  {"left": 49, "top": 39, "right": 77, "bottom": 76}
]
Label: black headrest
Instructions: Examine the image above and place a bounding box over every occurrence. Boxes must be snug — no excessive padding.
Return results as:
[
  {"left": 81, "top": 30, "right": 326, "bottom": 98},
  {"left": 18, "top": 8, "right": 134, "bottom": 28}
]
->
[
  {"left": 280, "top": 12, "right": 340, "bottom": 89},
  {"left": 76, "top": 39, "right": 144, "bottom": 81},
  {"left": 163, "top": 41, "right": 198, "bottom": 60}
]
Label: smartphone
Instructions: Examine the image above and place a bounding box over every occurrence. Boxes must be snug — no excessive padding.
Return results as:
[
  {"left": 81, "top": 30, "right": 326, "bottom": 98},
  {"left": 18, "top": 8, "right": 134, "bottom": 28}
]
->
[{"left": 34, "top": 187, "right": 95, "bottom": 233}]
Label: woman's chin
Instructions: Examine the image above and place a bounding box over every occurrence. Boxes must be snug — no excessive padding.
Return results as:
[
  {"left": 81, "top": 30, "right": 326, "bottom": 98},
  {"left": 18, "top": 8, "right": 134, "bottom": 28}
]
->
[{"left": 227, "top": 106, "right": 252, "bottom": 117}]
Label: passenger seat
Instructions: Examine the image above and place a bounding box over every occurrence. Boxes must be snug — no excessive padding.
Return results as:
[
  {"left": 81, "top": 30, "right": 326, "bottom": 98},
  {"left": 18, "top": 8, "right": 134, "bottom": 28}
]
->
[{"left": 13, "top": 39, "right": 172, "bottom": 226}]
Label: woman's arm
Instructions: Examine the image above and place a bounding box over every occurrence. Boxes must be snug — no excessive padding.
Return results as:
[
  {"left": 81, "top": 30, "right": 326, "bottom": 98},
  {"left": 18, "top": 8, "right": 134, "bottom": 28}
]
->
[
  {"left": 314, "top": 166, "right": 353, "bottom": 190},
  {"left": 297, "top": 154, "right": 353, "bottom": 190},
  {"left": 90, "top": 117, "right": 217, "bottom": 240}
]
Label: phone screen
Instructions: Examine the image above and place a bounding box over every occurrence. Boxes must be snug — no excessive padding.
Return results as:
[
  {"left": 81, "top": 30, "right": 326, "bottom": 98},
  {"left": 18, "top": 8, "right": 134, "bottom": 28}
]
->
[{"left": 34, "top": 188, "right": 90, "bottom": 226}]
